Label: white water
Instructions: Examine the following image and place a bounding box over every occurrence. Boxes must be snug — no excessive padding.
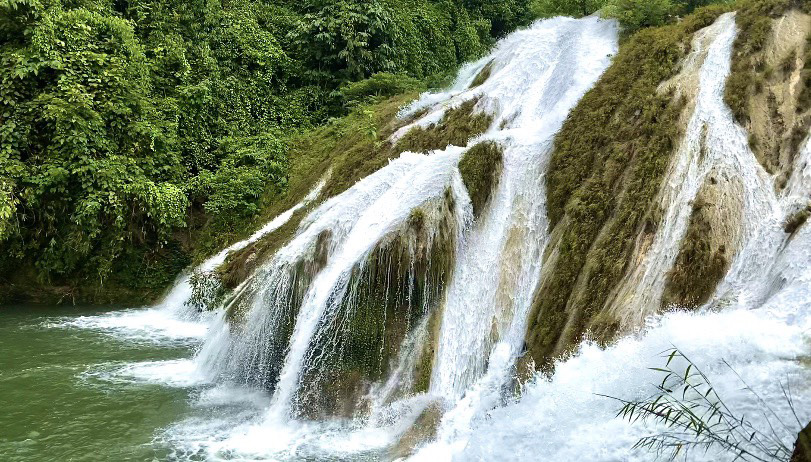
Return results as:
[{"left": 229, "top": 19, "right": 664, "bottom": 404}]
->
[{"left": 429, "top": 15, "right": 618, "bottom": 401}]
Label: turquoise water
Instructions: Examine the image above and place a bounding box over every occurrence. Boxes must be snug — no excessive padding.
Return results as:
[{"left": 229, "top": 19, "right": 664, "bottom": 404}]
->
[{"left": 0, "top": 306, "right": 209, "bottom": 461}]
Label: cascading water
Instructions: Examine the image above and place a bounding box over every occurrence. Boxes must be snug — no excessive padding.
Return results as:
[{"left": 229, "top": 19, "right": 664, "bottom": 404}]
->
[
  {"left": 412, "top": 13, "right": 811, "bottom": 461},
  {"left": 57, "top": 180, "right": 325, "bottom": 343},
  {"left": 182, "top": 14, "right": 619, "bottom": 460}
]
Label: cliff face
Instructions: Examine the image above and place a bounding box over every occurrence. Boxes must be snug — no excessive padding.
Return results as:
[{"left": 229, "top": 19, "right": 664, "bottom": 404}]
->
[{"left": 525, "top": 4, "right": 811, "bottom": 367}]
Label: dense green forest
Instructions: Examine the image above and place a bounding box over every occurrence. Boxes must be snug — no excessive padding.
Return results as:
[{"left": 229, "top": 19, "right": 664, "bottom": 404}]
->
[
  {"left": 0, "top": 0, "right": 532, "bottom": 300},
  {"left": 0, "top": 0, "right": 739, "bottom": 302}
]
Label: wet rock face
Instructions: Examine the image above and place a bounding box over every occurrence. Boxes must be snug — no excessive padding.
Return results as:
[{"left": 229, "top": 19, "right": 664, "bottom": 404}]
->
[
  {"left": 661, "top": 172, "right": 743, "bottom": 309},
  {"left": 792, "top": 421, "right": 811, "bottom": 462},
  {"left": 388, "top": 400, "right": 444, "bottom": 459},
  {"left": 729, "top": 10, "right": 811, "bottom": 185},
  {"left": 293, "top": 198, "right": 458, "bottom": 418},
  {"left": 458, "top": 141, "right": 504, "bottom": 218}
]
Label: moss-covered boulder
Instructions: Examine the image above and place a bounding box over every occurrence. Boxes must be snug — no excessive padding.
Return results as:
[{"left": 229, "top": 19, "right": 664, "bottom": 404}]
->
[
  {"left": 469, "top": 60, "right": 494, "bottom": 88},
  {"left": 293, "top": 196, "right": 458, "bottom": 418},
  {"left": 661, "top": 173, "right": 743, "bottom": 308},
  {"left": 458, "top": 141, "right": 504, "bottom": 217}
]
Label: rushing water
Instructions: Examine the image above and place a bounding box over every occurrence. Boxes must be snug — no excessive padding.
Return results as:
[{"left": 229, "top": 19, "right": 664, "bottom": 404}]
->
[{"left": 4, "top": 12, "right": 811, "bottom": 462}]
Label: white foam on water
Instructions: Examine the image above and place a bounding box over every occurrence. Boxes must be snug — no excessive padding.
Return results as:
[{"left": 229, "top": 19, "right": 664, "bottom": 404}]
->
[
  {"left": 51, "top": 309, "right": 209, "bottom": 346},
  {"left": 83, "top": 359, "right": 207, "bottom": 388}
]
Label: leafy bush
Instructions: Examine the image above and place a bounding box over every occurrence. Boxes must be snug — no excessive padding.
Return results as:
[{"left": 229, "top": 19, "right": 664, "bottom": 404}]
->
[
  {"left": 189, "top": 134, "right": 288, "bottom": 228},
  {"left": 602, "top": 0, "right": 679, "bottom": 31},
  {"left": 0, "top": 0, "right": 186, "bottom": 279},
  {"left": 338, "top": 72, "right": 422, "bottom": 107},
  {"left": 531, "top": 0, "right": 608, "bottom": 18}
]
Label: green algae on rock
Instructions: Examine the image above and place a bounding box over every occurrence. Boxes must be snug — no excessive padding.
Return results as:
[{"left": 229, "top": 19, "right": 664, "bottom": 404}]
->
[{"left": 458, "top": 141, "right": 504, "bottom": 218}]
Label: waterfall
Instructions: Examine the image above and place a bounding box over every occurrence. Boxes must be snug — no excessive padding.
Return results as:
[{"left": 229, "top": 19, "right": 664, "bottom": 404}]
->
[
  {"left": 46, "top": 7, "right": 811, "bottom": 461},
  {"left": 197, "top": 150, "right": 471, "bottom": 408},
  {"left": 411, "top": 13, "right": 811, "bottom": 461},
  {"left": 429, "top": 15, "right": 618, "bottom": 400},
  {"left": 185, "top": 14, "right": 619, "bottom": 459}
]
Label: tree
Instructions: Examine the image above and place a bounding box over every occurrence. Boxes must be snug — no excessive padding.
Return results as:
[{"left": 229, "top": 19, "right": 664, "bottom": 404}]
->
[
  {"left": 531, "top": 0, "right": 608, "bottom": 18},
  {"left": 601, "top": 0, "right": 679, "bottom": 32},
  {"left": 0, "top": 0, "right": 187, "bottom": 278}
]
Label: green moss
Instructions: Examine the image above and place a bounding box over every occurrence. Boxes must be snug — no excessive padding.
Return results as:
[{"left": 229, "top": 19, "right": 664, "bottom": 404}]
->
[
  {"left": 524, "top": 5, "right": 728, "bottom": 367},
  {"left": 470, "top": 60, "right": 494, "bottom": 88},
  {"left": 785, "top": 204, "right": 811, "bottom": 234},
  {"left": 724, "top": 0, "right": 799, "bottom": 124},
  {"left": 396, "top": 98, "right": 493, "bottom": 152},
  {"left": 792, "top": 30, "right": 811, "bottom": 155},
  {"left": 723, "top": 1, "right": 811, "bottom": 176},
  {"left": 458, "top": 141, "right": 504, "bottom": 217},
  {"left": 294, "top": 198, "right": 457, "bottom": 417},
  {"left": 220, "top": 208, "right": 308, "bottom": 292},
  {"left": 798, "top": 33, "right": 811, "bottom": 110},
  {"left": 661, "top": 197, "right": 729, "bottom": 308},
  {"left": 299, "top": 93, "right": 423, "bottom": 200}
]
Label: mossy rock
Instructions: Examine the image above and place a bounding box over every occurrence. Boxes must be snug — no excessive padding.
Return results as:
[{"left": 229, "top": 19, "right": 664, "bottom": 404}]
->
[
  {"left": 469, "top": 60, "right": 494, "bottom": 88},
  {"left": 725, "top": 4, "right": 811, "bottom": 179},
  {"left": 785, "top": 204, "right": 811, "bottom": 235},
  {"left": 218, "top": 93, "right": 424, "bottom": 294},
  {"left": 292, "top": 196, "right": 457, "bottom": 418},
  {"left": 396, "top": 98, "right": 493, "bottom": 152},
  {"left": 458, "top": 141, "right": 504, "bottom": 217},
  {"left": 661, "top": 200, "right": 729, "bottom": 308},
  {"left": 388, "top": 401, "right": 444, "bottom": 459},
  {"left": 524, "top": 5, "right": 729, "bottom": 367}
]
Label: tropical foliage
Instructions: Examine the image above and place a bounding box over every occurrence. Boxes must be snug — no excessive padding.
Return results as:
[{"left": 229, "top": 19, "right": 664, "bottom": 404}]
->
[{"left": 0, "top": 0, "right": 531, "bottom": 297}]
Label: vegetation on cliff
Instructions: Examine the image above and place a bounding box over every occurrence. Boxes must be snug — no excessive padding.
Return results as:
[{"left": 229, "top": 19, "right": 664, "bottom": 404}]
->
[
  {"left": 458, "top": 141, "right": 503, "bottom": 217},
  {"left": 0, "top": 0, "right": 532, "bottom": 302},
  {"left": 724, "top": 1, "right": 811, "bottom": 183},
  {"left": 525, "top": 5, "right": 730, "bottom": 366},
  {"left": 525, "top": 0, "right": 811, "bottom": 367},
  {"left": 395, "top": 98, "right": 494, "bottom": 152},
  {"left": 532, "top": 0, "right": 735, "bottom": 32}
]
